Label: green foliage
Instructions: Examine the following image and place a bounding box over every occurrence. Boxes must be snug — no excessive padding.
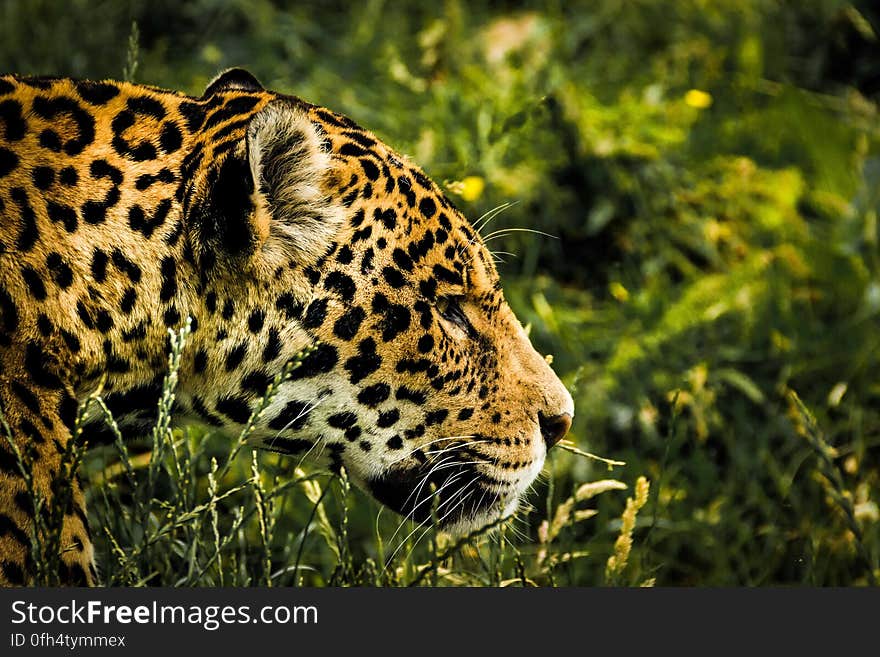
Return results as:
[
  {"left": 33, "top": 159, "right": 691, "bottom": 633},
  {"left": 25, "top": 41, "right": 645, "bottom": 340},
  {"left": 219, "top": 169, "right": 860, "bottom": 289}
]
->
[{"left": 2, "top": 0, "right": 879, "bottom": 585}]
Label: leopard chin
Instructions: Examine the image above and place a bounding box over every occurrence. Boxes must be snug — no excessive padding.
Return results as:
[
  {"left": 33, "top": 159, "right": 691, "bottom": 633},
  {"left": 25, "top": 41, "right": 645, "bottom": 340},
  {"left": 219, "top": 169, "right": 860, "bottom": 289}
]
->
[
  {"left": 362, "top": 438, "right": 547, "bottom": 534},
  {"left": 365, "top": 467, "right": 509, "bottom": 532}
]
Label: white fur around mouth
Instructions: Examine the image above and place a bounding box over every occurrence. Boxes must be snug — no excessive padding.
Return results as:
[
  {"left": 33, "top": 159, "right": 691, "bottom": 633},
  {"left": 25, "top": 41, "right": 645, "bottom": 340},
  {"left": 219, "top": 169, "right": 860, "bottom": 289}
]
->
[{"left": 440, "top": 448, "right": 546, "bottom": 537}]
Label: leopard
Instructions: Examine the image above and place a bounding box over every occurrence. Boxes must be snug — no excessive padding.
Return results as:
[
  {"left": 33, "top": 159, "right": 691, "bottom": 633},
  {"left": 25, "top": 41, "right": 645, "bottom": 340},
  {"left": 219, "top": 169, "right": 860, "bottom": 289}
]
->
[{"left": 0, "top": 68, "right": 574, "bottom": 586}]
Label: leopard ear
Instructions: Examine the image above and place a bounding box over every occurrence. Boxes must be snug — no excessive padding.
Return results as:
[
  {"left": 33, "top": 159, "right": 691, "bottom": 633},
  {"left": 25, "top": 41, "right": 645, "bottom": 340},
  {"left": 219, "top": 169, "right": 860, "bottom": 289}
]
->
[
  {"left": 246, "top": 101, "right": 344, "bottom": 264},
  {"left": 190, "top": 100, "right": 343, "bottom": 273},
  {"left": 203, "top": 68, "right": 264, "bottom": 97}
]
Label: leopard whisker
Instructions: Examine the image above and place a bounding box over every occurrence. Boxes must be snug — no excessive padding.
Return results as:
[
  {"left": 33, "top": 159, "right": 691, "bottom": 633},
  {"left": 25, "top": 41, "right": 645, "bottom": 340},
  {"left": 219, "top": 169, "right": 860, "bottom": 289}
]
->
[
  {"left": 473, "top": 201, "right": 518, "bottom": 235},
  {"left": 406, "top": 486, "right": 478, "bottom": 567},
  {"left": 395, "top": 476, "right": 480, "bottom": 568},
  {"left": 385, "top": 435, "right": 479, "bottom": 468},
  {"left": 398, "top": 452, "right": 461, "bottom": 512},
  {"left": 263, "top": 393, "right": 324, "bottom": 452},
  {"left": 481, "top": 227, "right": 557, "bottom": 241},
  {"left": 428, "top": 459, "right": 491, "bottom": 473},
  {"left": 385, "top": 470, "right": 470, "bottom": 564},
  {"left": 387, "top": 456, "right": 461, "bottom": 545},
  {"left": 423, "top": 439, "right": 491, "bottom": 458}
]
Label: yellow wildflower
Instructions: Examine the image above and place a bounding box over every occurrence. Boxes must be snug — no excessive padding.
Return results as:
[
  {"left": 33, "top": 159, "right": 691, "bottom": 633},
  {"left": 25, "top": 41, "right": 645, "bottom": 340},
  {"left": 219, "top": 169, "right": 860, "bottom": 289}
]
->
[
  {"left": 685, "top": 89, "right": 713, "bottom": 109},
  {"left": 609, "top": 281, "right": 629, "bottom": 302},
  {"left": 447, "top": 176, "right": 485, "bottom": 201}
]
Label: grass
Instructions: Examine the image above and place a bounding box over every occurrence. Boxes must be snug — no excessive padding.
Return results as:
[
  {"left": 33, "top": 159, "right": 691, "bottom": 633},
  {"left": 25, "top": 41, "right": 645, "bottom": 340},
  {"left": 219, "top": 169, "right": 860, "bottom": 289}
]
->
[
  {"left": 36, "top": 322, "right": 641, "bottom": 587},
  {"left": 8, "top": 322, "right": 863, "bottom": 587}
]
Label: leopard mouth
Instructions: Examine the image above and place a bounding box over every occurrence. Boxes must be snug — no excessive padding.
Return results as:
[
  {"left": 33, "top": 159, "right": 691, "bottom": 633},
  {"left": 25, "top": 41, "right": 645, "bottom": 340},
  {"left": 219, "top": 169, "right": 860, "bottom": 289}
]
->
[
  {"left": 365, "top": 440, "right": 538, "bottom": 533},
  {"left": 367, "top": 466, "right": 505, "bottom": 530}
]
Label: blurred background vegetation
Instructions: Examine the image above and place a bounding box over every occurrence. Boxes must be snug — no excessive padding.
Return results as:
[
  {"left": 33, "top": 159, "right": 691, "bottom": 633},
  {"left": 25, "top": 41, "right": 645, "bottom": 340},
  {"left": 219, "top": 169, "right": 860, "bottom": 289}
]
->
[{"left": 2, "top": 0, "right": 879, "bottom": 585}]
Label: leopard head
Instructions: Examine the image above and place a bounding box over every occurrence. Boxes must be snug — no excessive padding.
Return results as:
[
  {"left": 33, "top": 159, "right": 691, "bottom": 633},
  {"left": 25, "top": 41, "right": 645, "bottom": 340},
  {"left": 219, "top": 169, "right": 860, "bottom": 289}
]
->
[{"left": 183, "top": 69, "right": 573, "bottom": 533}]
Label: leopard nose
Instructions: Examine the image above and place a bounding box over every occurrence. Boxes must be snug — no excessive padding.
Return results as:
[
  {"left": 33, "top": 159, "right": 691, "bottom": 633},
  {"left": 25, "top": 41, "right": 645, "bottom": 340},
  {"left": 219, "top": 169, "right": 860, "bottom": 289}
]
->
[{"left": 539, "top": 412, "right": 572, "bottom": 449}]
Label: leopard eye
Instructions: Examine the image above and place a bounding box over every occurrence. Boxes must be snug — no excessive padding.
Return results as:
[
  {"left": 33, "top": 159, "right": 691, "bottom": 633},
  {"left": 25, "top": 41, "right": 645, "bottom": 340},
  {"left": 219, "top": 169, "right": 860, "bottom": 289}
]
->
[{"left": 437, "top": 295, "right": 472, "bottom": 333}]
